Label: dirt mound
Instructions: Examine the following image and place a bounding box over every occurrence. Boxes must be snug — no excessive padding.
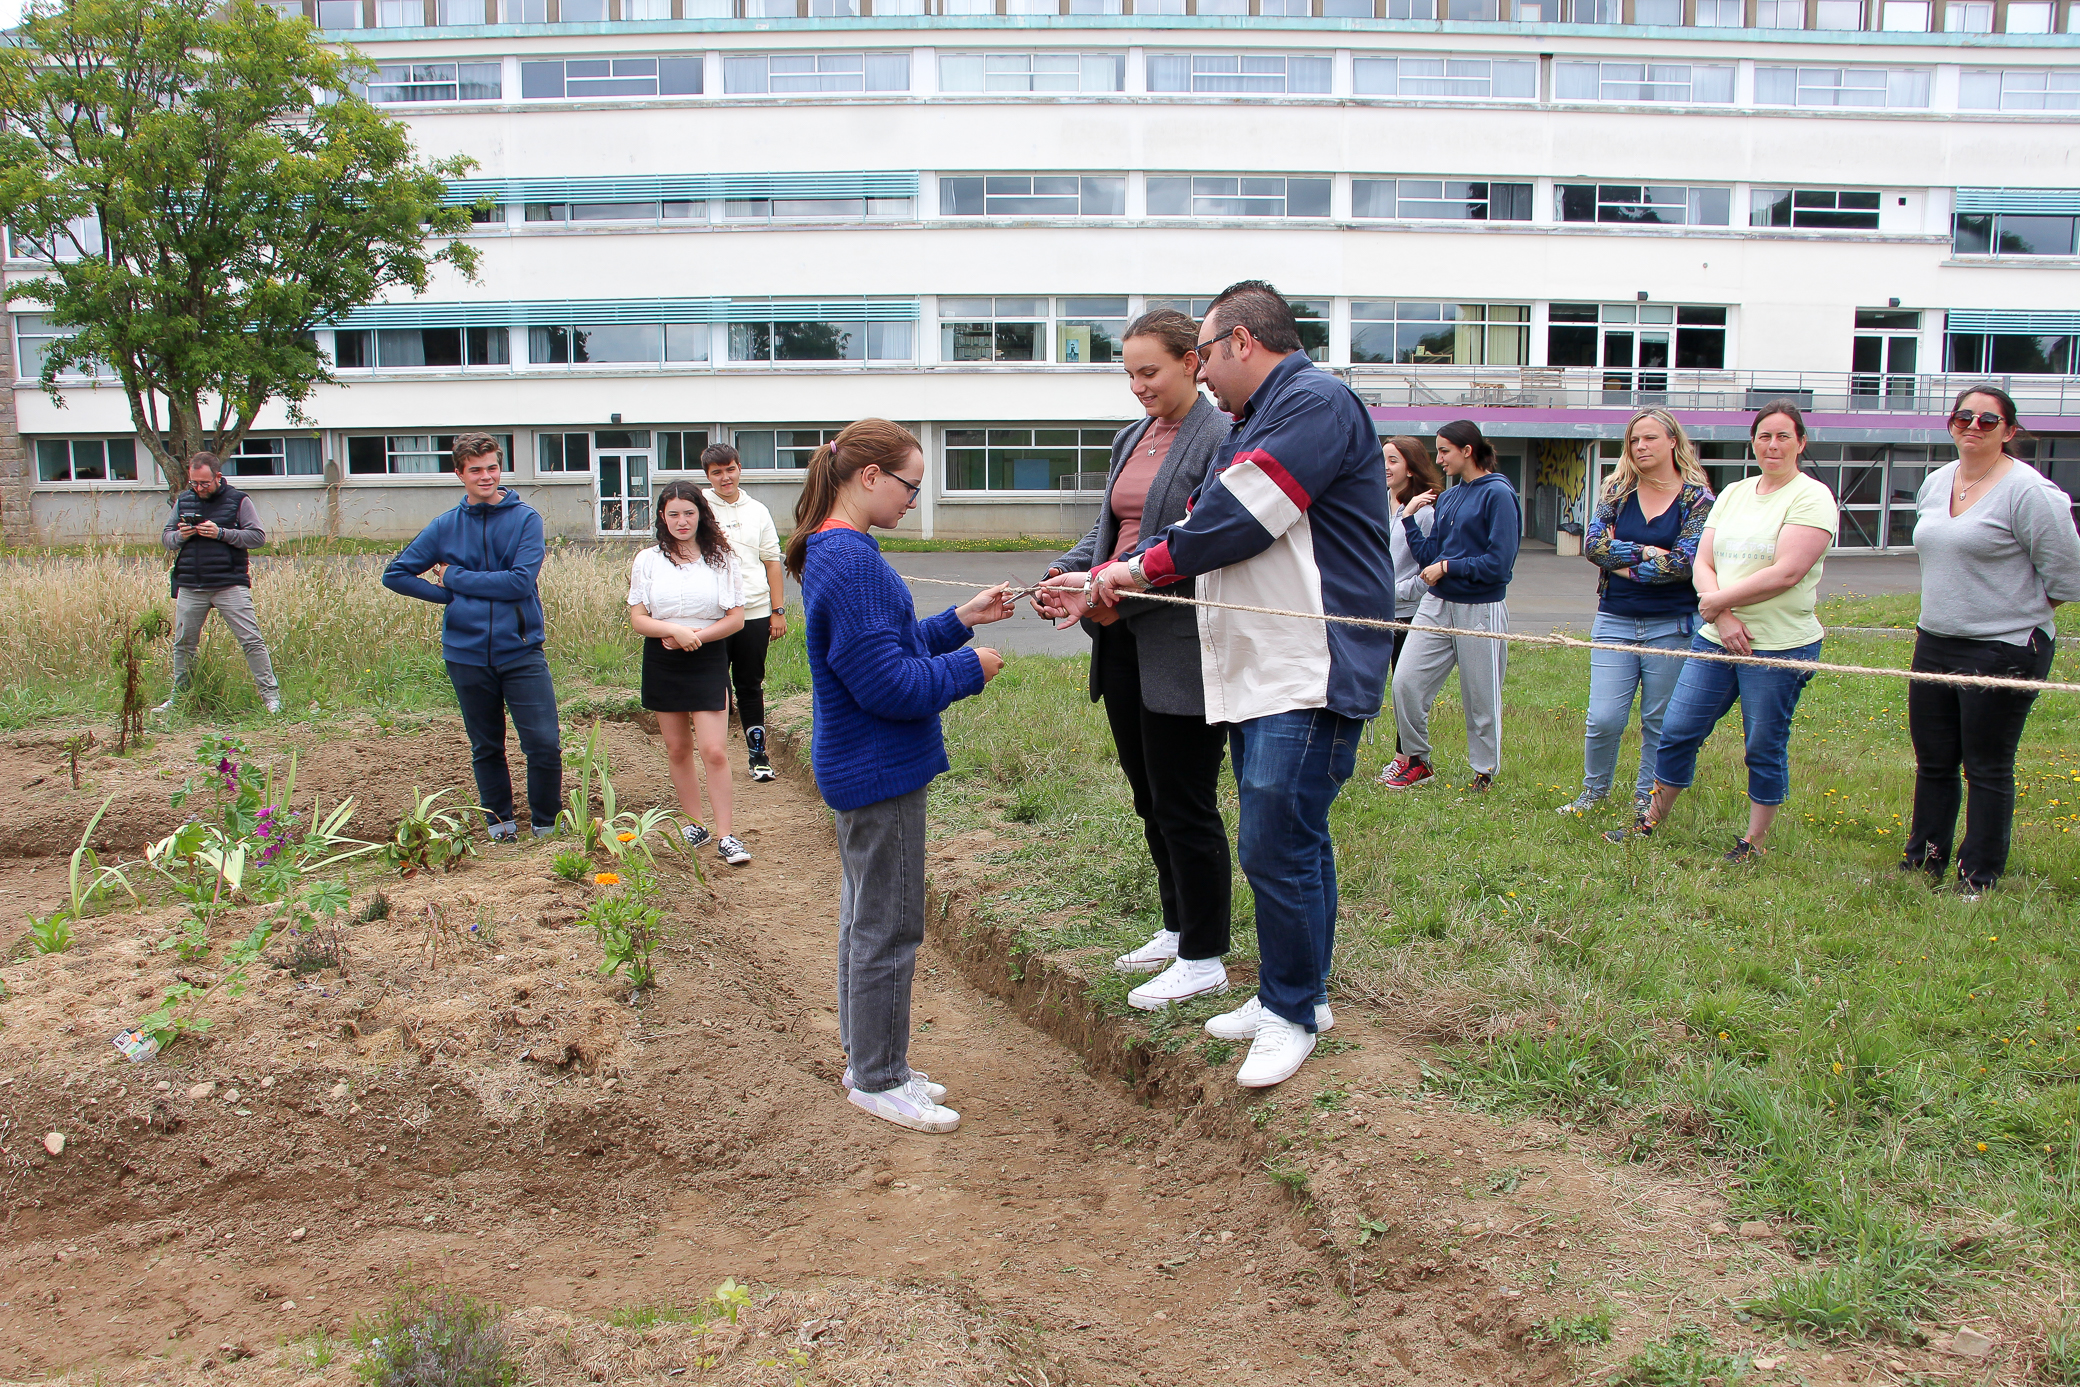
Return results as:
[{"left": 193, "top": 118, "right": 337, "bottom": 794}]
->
[{"left": 0, "top": 716, "right": 1834, "bottom": 1386}]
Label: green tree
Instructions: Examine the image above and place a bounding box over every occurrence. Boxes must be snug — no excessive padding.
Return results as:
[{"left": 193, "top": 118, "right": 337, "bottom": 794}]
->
[{"left": 0, "top": 0, "right": 479, "bottom": 495}]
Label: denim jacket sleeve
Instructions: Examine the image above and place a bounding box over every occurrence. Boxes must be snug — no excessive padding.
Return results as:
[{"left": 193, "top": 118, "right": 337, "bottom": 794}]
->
[{"left": 1629, "top": 484, "right": 1714, "bottom": 586}]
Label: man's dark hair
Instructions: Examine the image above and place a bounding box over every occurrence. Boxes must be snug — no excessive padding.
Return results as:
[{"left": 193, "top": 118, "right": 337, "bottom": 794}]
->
[
  {"left": 452, "top": 432, "right": 503, "bottom": 471},
  {"left": 1206, "top": 280, "right": 1302, "bottom": 355},
  {"left": 185, "top": 452, "right": 220, "bottom": 480},
  {"left": 700, "top": 442, "right": 740, "bottom": 471}
]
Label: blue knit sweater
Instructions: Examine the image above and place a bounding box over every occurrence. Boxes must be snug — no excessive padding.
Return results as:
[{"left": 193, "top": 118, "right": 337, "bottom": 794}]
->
[{"left": 802, "top": 526, "right": 986, "bottom": 813}]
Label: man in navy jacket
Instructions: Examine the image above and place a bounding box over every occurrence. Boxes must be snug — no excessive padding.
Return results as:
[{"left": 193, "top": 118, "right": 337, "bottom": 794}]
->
[
  {"left": 383, "top": 434, "right": 562, "bottom": 841},
  {"left": 1059, "top": 281, "right": 1395, "bottom": 1092}
]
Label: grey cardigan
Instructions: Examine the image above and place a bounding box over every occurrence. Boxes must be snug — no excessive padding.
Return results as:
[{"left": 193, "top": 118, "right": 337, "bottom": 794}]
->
[{"left": 1053, "top": 396, "right": 1231, "bottom": 717}]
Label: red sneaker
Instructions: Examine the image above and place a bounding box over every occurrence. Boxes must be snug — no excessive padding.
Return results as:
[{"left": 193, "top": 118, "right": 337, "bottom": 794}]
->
[{"left": 1376, "top": 755, "right": 1434, "bottom": 790}]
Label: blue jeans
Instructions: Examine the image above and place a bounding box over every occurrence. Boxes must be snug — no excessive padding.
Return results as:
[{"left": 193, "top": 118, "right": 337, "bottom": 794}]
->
[
  {"left": 1229, "top": 708, "right": 1362, "bottom": 1031},
  {"left": 1651, "top": 636, "right": 1821, "bottom": 807},
  {"left": 446, "top": 650, "right": 564, "bottom": 830},
  {"left": 1583, "top": 612, "right": 1695, "bottom": 798}
]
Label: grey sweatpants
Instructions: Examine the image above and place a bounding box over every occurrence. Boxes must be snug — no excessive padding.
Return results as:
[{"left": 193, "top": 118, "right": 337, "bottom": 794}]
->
[
  {"left": 834, "top": 785, "right": 928, "bottom": 1094},
  {"left": 171, "top": 585, "right": 280, "bottom": 704},
  {"left": 1392, "top": 598, "right": 1509, "bottom": 776}
]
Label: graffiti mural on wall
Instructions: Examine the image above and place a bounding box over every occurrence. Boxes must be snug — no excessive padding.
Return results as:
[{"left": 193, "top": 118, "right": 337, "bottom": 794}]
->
[{"left": 1533, "top": 437, "right": 1591, "bottom": 531}]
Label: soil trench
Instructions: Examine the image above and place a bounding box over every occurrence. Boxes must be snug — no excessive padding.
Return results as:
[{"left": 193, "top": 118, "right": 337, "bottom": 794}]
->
[{"left": 0, "top": 716, "right": 1774, "bottom": 1385}]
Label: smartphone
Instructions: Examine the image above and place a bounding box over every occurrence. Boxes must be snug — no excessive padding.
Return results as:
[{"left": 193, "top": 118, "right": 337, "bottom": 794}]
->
[{"left": 177, "top": 508, "right": 204, "bottom": 528}]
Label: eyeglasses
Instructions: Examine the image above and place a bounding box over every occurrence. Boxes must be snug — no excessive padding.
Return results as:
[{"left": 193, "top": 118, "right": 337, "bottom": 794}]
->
[
  {"left": 1949, "top": 410, "right": 2006, "bottom": 432},
  {"left": 878, "top": 467, "right": 923, "bottom": 498},
  {"left": 1193, "top": 325, "right": 1238, "bottom": 358}
]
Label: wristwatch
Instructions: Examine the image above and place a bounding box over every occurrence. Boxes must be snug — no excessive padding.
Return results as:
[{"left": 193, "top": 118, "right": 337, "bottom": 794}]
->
[
  {"left": 771, "top": 606, "right": 786, "bottom": 615},
  {"left": 1126, "top": 554, "right": 1147, "bottom": 588}
]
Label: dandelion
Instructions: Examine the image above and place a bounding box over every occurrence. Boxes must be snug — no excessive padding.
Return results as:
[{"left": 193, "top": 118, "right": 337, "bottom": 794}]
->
[
  {"left": 1506, "top": 891, "right": 1516, "bottom": 898},
  {"left": 1718, "top": 1031, "right": 1729, "bottom": 1041},
  {"left": 1832, "top": 1062, "right": 1843, "bottom": 1074},
  {"left": 594, "top": 872, "right": 620, "bottom": 886},
  {"left": 618, "top": 832, "right": 636, "bottom": 843},
  {"left": 1977, "top": 1142, "right": 1988, "bottom": 1152}
]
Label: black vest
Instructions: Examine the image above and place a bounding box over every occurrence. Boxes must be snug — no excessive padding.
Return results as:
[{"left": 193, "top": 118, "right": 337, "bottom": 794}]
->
[{"left": 169, "top": 484, "right": 253, "bottom": 594}]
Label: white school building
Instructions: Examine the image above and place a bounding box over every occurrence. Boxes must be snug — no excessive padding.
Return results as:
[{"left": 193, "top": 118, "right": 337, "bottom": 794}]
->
[{"left": 4, "top": 0, "right": 2077, "bottom": 550}]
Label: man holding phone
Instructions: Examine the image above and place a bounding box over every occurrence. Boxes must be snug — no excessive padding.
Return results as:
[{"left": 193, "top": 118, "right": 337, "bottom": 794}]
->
[{"left": 158, "top": 452, "right": 282, "bottom": 714}]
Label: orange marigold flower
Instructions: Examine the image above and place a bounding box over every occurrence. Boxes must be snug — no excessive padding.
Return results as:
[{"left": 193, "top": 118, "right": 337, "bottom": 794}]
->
[{"left": 594, "top": 872, "right": 621, "bottom": 886}]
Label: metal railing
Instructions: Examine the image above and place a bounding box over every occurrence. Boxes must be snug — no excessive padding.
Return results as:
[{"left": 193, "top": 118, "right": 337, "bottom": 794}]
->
[{"left": 1344, "top": 366, "right": 2080, "bottom": 418}]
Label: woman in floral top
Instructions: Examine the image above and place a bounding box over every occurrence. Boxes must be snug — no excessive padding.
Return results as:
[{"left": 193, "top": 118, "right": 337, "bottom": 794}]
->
[{"left": 1559, "top": 408, "right": 1715, "bottom": 817}]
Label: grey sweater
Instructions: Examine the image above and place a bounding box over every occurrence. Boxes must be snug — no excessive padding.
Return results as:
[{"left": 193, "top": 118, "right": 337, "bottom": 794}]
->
[{"left": 1913, "top": 459, "right": 2080, "bottom": 644}]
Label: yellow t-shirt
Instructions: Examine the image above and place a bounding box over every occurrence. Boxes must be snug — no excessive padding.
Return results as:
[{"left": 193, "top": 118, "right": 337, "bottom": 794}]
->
[{"left": 1700, "top": 472, "right": 1838, "bottom": 651}]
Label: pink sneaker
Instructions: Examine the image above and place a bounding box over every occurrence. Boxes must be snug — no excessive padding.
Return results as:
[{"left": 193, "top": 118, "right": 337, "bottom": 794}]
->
[{"left": 1376, "top": 755, "right": 1434, "bottom": 790}]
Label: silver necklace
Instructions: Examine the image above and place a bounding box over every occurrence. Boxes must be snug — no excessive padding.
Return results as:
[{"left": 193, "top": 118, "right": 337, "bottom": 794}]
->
[{"left": 1956, "top": 458, "right": 2002, "bottom": 502}]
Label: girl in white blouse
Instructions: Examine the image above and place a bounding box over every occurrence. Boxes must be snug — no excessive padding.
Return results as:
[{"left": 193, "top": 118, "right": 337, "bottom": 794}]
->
[{"left": 629, "top": 481, "right": 750, "bottom": 865}]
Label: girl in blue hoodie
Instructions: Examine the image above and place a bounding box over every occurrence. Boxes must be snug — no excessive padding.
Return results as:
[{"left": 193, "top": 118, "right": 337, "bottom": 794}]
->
[
  {"left": 1379, "top": 420, "right": 1521, "bottom": 793},
  {"left": 787, "top": 418, "right": 1013, "bottom": 1135}
]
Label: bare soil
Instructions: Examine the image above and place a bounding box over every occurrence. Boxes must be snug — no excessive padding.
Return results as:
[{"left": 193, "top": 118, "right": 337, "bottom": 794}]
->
[{"left": 0, "top": 715, "right": 1895, "bottom": 1384}]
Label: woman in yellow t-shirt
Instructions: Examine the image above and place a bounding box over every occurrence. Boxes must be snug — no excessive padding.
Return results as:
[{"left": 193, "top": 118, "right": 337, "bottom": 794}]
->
[{"left": 1605, "top": 401, "right": 1838, "bottom": 863}]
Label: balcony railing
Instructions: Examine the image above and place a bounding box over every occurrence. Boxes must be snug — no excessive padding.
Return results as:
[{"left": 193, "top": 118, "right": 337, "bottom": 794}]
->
[{"left": 1346, "top": 366, "right": 2080, "bottom": 419}]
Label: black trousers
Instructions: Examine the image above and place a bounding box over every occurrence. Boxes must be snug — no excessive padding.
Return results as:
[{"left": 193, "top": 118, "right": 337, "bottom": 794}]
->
[
  {"left": 1905, "top": 626, "right": 2055, "bottom": 890},
  {"left": 1095, "top": 622, "right": 1232, "bottom": 960},
  {"left": 721, "top": 616, "right": 771, "bottom": 732}
]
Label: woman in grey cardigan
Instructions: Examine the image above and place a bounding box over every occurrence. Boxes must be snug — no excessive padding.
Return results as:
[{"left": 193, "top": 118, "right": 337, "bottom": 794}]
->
[
  {"left": 1904, "top": 384, "right": 2080, "bottom": 896},
  {"left": 1036, "top": 309, "right": 1235, "bottom": 1011}
]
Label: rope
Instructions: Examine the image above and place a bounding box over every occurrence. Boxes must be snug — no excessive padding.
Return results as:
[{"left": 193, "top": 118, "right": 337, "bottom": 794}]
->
[{"left": 895, "top": 573, "right": 2080, "bottom": 697}]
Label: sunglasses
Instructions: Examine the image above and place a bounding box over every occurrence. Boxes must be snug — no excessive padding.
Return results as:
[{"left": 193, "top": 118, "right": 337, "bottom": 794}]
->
[
  {"left": 1193, "top": 325, "right": 1239, "bottom": 357},
  {"left": 1950, "top": 410, "right": 2006, "bottom": 431}
]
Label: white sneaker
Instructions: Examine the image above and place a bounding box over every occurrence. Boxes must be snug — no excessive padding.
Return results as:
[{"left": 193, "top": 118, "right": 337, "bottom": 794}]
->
[
  {"left": 847, "top": 1073, "right": 960, "bottom": 1133},
  {"left": 153, "top": 696, "right": 177, "bottom": 713},
  {"left": 1204, "top": 996, "right": 1334, "bottom": 1041},
  {"left": 1236, "top": 1014, "right": 1316, "bottom": 1089},
  {"left": 717, "top": 834, "right": 751, "bottom": 865},
  {"left": 843, "top": 1067, "right": 947, "bottom": 1102},
  {"left": 1128, "top": 957, "right": 1229, "bottom": 1011},
  {"left": 264, "top": 696, "right": 282, "bottom": 714},
  {"left": 1114, "top": 929, "right": 1180, "bottom": 975}
]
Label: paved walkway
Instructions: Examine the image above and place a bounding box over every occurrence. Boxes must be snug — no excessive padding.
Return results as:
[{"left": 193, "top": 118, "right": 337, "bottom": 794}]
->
[{"left": 888, "top": 546, "right": 1923, "bottom": 657}]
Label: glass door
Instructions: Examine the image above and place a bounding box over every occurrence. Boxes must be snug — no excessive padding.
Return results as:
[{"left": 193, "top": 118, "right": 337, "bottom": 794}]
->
[
  {"left": 1851, "top": 310, "right": 1921, "bottom": 406},
  {"left": 594, "top": 429, "right": 652, "bottom": 536}
]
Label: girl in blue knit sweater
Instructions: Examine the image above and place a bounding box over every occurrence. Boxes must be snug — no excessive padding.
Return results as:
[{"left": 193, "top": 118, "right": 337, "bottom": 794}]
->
[{"left": 784, "top": 419, "right": 1012, "bottom": 1134}]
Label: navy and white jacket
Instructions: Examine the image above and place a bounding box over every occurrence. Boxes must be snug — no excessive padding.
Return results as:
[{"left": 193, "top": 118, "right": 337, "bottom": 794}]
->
[{"left": 1126, "top": 351, "right": 1396, "bottom": 724}]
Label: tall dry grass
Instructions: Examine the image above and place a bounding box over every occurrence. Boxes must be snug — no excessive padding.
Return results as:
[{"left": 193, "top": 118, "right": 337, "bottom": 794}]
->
[{"left": 0, "top": 548, "right": 645, "bottom": 723}]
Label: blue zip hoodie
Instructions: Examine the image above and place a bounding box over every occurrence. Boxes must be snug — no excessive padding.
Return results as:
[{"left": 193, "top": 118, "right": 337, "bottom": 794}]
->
[
  {"left": 382, "top": 490, "right": 548, "bottom": 667},
  {"left": 1403, "top": 471, "right": 1521, "bottom": 604}
]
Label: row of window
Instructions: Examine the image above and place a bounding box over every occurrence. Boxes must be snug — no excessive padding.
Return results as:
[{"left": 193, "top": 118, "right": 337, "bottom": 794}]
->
[
  {"left": 358, "top": 50, "right": 2080, "bottom": 111},
  {"left": 288, "top": 0, "right": 2077, "bottom": 35}
]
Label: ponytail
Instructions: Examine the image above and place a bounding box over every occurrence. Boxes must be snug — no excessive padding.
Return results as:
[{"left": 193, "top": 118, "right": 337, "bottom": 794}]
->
[
  {"left": 784, "top": 417, "right": 921, "bottom": 580},
  {"left": 1437, "top": 419, "right": 1496, "bottom": 473}
]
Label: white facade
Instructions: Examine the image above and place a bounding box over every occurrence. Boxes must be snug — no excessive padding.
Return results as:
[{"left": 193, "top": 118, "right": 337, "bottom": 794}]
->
[{"left": 9, "top": 1, "right": 2079, "bottom": 549}]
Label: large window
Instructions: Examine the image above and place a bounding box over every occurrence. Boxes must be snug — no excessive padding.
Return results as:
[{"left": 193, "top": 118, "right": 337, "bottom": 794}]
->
[
  {"left": 1946, "top": 331, "right": 2075, "bottom": 376},
  {"left": 524, "top": 200, "right": 702, "bottom": 222},
  {"left": 938, "top": 176, "right": 1124, "bottom": 217},
  {"left": 1557, "top": 184, "right": 1731, "bottom": 227},
  {"left": 723, "top": 53, "right": 910, "bottom": 94},
  {"left": 1146, "top": 297, "right": 1329, "bottom": 362},
  {"left": 734, "top": 428, "right": 842, "bottom": 471},
  {"left": 1351, "top": 302, "right": 1530, "bottom": 367},
  {"left": 1146, "top": 176, "right": 1330, "bottom": 219},
  {"left": 1054, "top": 298, "right": 1128, "bottom": 365},
  {"left": 350, "top": 434, "right": 513, "bottom": 476},
  {"left": 1954, "top": 212, "right": 2079, "bottom": 257},
  {"left": 36, "top": 438, "right": 141, "bottom": 484},
  {"left": 1352, "top": 179, "right": 1533, "bottom": 221},
  {"left": 6, "top": 215, "right": 102, "bottom": 263},
  {"left": 1754, "top": 66, "right": 1932, "bottom": 108},
  {"left": 654, "top": 430, "right": 713, "bottom": 472},
  {"left": 333, "top": 326, "right": 509, "bottom": 368},
  {"left": 362, "top": 61, "right": 501, "bottom": 102},
  {"left": 1547, "top": 303, "right": 1728, "bottom": 373},
  {"left": 1960, "top": 69, "right": 2080, "bottom": 110},
  {"left": 944, "top": 427, "right": 1117, "bottom": 491},
  {"left": 1750, "top": 189, "right": 1882, "bottom": 230},
  {"left": 1145, "top": 53, "right": 1331, "bottom": 95},
  {"left": 520, "top": 56, "right": 701, "bottom": 99},
  {"left": 528, "top": 323, "right": 709, "bottom": 364},
  {"left": 1555, "top": 61, "right": 1735, "bottom": 103},
  {"left": 940, "top": 298, "right": 1047, "bottom": 362},
  {"left": 720, "top": 196, "right": 912, "bottom": 221},
  {"left": 1352, "top": 56, "right": 1536, "bottom": 100},
  {"left": 937, "top": 52, "right": 1124, "bottom": 92},
  {"left": 727, "top": 318, "right": 912, "bottom": 362},
  {"left": 220, "top": 436, "right": 325, "bottom": 478},
  {"left": 14, "top": 314, "right": 104, "bottom": 378},
  {"left": 536, "top": 433, "right": 591, "bottom": 474}
]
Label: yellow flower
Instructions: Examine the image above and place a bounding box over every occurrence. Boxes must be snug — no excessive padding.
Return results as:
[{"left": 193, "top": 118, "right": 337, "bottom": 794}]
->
[
  {"left": 1832, "top": 1062, "right": 1843, "bottom": 1074},
  {"left": 1717, "top": 1031, "right": 1729, "bottom": 1041},
  {"left": 617, "top": 832, "right": 636, "bottom": 842},
  {"left": 593, "top": 872, "right": 620, "bottom": 886},
  {"left": 1977, "top": 1143, "right": 1988, "bottom": 1152}
]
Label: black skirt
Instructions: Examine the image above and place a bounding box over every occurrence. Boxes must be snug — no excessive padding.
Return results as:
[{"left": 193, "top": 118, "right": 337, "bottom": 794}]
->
[{"left": 641, "top": 637, "right": 730, "bottom": 712}]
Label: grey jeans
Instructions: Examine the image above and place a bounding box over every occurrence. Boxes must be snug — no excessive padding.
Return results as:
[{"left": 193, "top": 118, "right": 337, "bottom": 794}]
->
[
  {"left": 171, "top": 585, "right": 280, "bottom": 703},
  {"left": 834, "top": 785, "right": 928, "bottom": 1094},
  {"left": 1392, "top": 598, "right": 1509, "bottom": 776}
]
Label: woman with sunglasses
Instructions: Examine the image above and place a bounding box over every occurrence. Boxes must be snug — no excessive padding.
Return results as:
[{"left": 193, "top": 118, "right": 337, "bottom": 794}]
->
[
  {"left": 1902, "top": 385, "right": 2080, "bottom": 897},
  {"left": 1605, "top": 401, "right": 1836, "bottom": 863}
]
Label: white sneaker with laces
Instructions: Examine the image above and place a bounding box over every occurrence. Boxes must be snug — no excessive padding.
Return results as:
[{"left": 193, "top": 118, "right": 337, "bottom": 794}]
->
[
  {"left": 1127, "top": 957, "right": 1229, "bottom": 1011},
  {"left": 843, "top": 1067, "right": 947, "bottom": 1101},
  {"left": 1203, "top": 996, "right": 1334, "bottom": 1041},
  {"left": 153, "top": 695, "right": 177, "bottom": 714},
  {"left": 682, "top": 822, "right": 712, "bottom": 850},
  {"left": 1236, "top": 1013, "right": 1316, "bottom": 1089},
  {"left": 717, "top": 834, "right": 752, "bottom": 865},
  {"left": 848, "top": 1073, "right": 960, "bottom": 1133},
  {"left": 1114, "top": 929, "right": 1180, "bottom": 974}
]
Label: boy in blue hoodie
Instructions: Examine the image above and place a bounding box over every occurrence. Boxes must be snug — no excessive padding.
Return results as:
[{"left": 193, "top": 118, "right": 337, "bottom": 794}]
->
[{"left": 383, "top": 434, "right": 562, "bottom": 841}]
